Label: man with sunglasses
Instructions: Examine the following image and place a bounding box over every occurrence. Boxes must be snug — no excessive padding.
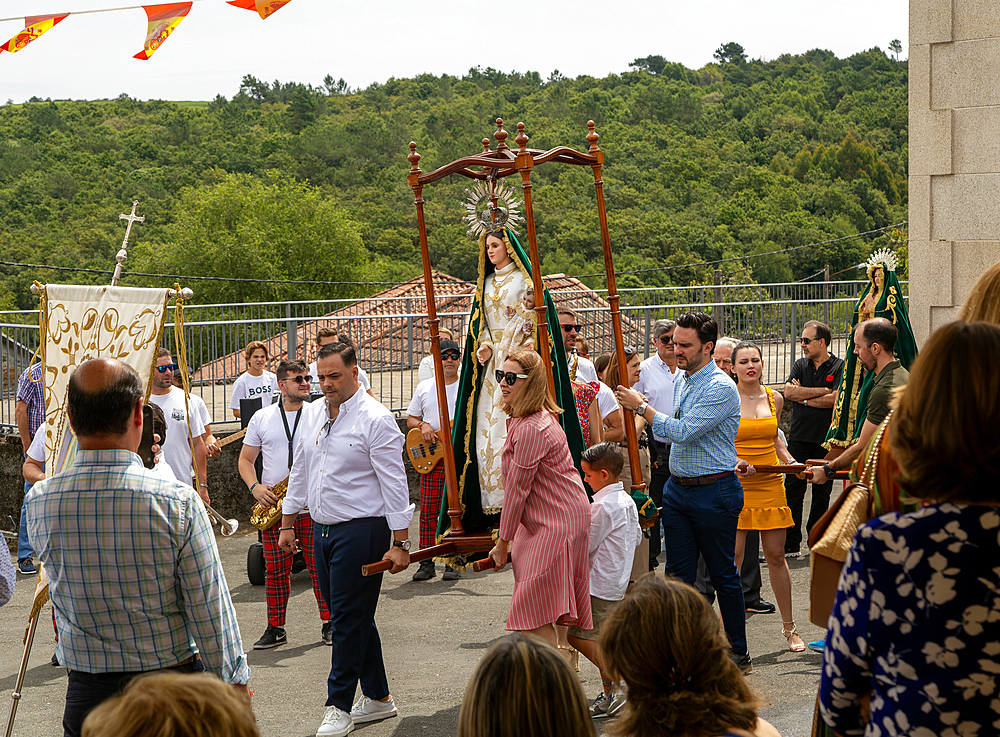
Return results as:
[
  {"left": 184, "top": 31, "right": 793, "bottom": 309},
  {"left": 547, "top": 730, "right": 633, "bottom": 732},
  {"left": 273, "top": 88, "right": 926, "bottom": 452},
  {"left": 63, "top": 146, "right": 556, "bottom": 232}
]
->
[
  {"left": 149, "top": 348, "right": 209, "bottom": 504},
  {"left": 782, "top": 321, "right": 843, "bottom": 556},
  {"left": 279, "top": 342, "right": 413, "bottom": 737},
  {"left": 239, "top": 360, "right": 331, "bottom": 651},
  {"left": 557, "top": 307, "right": 598, "bottom": 383},
  {"left": 633, "top": 319, "right": 681, "bottom": 571},
  {"left": 406, "top": 338, "right": 462, "bottom": 582}
]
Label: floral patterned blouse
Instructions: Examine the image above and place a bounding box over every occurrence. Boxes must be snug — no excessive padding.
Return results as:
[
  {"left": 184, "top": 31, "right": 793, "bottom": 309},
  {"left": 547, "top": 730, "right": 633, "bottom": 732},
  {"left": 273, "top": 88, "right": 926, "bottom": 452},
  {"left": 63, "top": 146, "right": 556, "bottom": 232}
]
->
[{"left": 819, "top": 503, "right": 1000, "bottom": 737}]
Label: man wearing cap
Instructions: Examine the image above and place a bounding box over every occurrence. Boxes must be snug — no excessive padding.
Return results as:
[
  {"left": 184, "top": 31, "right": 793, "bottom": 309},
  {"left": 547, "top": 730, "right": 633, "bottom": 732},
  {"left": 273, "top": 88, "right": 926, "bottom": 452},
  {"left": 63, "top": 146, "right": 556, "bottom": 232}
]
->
[{"left": 406, "top": 338, "right": 462, "bottom": 582}]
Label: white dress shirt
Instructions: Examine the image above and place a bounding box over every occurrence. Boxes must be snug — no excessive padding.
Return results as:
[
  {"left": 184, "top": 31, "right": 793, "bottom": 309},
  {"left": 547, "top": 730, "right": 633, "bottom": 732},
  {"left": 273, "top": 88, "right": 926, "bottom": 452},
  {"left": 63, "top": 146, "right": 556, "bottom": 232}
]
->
[
  {"left": 587, "top": 481, "right": 642, "bottom": 601},
  {"left": 634, "top": 355, "right": 681, "bottom": 444},
  {"left": 571, "top": 355, "right": 599, "bottom": 383},
  {"left": 283, "top": 386, "right": 414, "bottom": 531}
]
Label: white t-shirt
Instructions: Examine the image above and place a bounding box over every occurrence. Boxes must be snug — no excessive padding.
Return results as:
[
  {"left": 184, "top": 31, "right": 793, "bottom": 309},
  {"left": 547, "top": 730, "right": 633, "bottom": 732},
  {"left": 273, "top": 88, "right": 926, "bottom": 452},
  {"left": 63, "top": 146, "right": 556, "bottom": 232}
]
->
[
  {"left": 406, "top": 377, "right": 459, "bottom": 432},
  {"left": 149, "top": 388, "right": 205, "bottom": 486},
  {"left": 189, "top": 395, "right": 212, "bottom": 433},
  {"left": 229, "top": 371, "right": 279, "bottom": 411},
  {"left": 572, "top": 355, "right": 599, "bottom": 384},
  {"left": 596, "top": 382, "right": 620, "bottom": 420},
  {"left": 308, "top": 361, "right": 371, "bottom": 395},
  {"left": 417, "top": 355, "right": 435, "bottom": 383},
  {"left": 243, "top": 401, "right": 304, "bottom": 486}
]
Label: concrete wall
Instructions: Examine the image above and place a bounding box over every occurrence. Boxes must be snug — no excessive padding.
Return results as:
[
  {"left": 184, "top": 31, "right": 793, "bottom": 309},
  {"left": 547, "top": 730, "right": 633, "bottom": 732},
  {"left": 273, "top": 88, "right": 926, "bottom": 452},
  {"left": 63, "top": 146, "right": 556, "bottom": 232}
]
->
[
  {"left": 909, "top": 0, "right": 1000, "bottom": 343},
  {"left": 0, "top": 418, "right": 421, "bottom": 539}
]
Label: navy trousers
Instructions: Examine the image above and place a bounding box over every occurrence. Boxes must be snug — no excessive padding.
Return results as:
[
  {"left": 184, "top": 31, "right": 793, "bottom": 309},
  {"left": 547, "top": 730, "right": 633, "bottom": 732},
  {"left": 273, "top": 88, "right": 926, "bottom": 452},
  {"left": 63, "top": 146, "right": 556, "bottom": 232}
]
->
[
  {"left": 314, "top": 517, "right": 391, "bottom": 711},
  {"left": 662, "top": 473, "right": 748, "bottom": 657}
]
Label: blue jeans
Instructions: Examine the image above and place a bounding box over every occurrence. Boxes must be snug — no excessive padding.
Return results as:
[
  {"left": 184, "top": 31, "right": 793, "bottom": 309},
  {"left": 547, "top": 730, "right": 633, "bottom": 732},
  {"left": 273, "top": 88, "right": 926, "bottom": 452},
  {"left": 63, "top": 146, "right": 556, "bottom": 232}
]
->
[
  {"left": 314, "top": 517, "right": 391, "bottom": 711},
  {"left": 19, "top": 478, "right": 36, "bottom": 561},
  {"left": 662, "top": 473, "right": 748, "bottom": 657}
]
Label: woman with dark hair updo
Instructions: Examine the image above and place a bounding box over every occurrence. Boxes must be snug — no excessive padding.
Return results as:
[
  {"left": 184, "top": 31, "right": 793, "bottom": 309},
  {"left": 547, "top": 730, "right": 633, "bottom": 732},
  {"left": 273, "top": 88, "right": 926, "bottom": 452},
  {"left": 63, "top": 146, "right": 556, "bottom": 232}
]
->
[
  {"left": 818, "top": 321, "right": 1000, "bottom": 737},
  {"left": 600, "top": 575, "right": 780, "bottom": 737}
]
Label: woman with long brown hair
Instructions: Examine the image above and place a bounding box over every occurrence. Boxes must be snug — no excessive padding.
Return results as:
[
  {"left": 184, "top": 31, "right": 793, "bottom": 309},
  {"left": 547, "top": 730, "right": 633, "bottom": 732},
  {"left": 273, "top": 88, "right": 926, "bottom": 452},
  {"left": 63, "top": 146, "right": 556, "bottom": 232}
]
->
[
  {"left": 600, "top": 575, "right": 780, "bottom": 737},
  {"left": 487, "top": 349, "right": 593, "bottom": 648}
]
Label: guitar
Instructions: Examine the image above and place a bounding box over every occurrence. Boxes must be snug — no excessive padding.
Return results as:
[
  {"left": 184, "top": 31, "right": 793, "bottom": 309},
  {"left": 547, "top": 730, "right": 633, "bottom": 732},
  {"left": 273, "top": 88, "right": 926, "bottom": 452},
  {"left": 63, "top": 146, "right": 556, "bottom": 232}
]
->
[
  {"left": 405, "top": 427, "right": 444, "bottom": 474},
  {"left": 207, "top": 427, "right": 248, "bottom": 458}
]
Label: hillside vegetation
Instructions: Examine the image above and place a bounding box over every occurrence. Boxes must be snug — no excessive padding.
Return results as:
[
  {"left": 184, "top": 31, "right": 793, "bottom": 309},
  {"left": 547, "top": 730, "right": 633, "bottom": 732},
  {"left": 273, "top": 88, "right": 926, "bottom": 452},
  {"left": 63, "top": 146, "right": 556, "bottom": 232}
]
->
[{"left": 0, "top": 45, "right": 907, "bottom": 309}]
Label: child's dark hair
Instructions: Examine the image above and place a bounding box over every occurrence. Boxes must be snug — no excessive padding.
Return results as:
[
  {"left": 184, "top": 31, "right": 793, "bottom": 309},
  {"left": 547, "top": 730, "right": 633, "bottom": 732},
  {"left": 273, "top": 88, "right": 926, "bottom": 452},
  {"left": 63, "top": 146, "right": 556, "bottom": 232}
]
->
[{"left": 581, "top": 441, "right": 624, "bottom": 478}]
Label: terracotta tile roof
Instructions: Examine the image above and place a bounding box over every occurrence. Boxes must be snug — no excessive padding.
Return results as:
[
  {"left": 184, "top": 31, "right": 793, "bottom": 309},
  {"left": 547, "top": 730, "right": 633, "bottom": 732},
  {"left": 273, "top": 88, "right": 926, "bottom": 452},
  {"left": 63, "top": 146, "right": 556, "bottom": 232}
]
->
[{"left": 191, "top": 271, "right": 641, "bottom": 382}]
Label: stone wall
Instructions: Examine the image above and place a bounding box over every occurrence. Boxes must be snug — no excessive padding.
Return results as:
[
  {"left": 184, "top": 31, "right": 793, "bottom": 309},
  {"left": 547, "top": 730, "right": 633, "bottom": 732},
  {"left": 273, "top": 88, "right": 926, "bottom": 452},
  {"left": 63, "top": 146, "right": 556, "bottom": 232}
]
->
[
  {"left": 0, "top": 418, "right": 422, "bottom": 535},
  {"left": 909, "top": 0, "right": 1000, "bottom": 343}
]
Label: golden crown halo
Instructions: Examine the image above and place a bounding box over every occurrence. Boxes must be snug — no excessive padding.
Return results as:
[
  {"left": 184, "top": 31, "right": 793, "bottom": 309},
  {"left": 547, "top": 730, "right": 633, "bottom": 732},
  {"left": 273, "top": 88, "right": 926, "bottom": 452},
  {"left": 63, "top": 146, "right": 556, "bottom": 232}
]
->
[{"left": 462, "top": 180, "right": 524, "bottom": 238}]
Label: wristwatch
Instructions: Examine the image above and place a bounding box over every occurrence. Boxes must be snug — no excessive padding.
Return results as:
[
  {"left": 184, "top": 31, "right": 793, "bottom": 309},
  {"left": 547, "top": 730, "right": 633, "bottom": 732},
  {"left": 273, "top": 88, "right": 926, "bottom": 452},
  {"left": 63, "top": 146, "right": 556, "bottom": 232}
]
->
[
  {"left": 823, "top": 462, "right": 833, "bottom": 478},
  {"left": 392, "top": 539, "right": 411, "bottom": 551},
  {"left": 635, "top": 401, "right": 649, "bottom": 416}
]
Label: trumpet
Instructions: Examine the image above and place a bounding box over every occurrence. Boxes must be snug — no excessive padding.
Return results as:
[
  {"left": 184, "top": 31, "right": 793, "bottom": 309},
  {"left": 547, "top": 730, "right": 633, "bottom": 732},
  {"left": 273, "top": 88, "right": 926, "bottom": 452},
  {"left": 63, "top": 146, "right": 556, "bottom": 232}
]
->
[
  {"left": 205, "top": 504, "right": 239, "bottom": 537},
  {"left": 250, "top": 477, "right": 289, "bottom": 531}
]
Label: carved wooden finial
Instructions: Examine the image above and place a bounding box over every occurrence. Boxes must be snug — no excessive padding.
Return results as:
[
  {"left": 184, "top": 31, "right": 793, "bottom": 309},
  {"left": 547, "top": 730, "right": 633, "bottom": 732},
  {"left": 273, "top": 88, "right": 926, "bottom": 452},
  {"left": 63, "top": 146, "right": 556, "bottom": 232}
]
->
[
  {"left": 482, "top": 138, "right": 491, "bottom": 153},
  {"left": 515, "top": 122, "right": 529, "bottom": 152},
  {"left": 586, "top": 121, "right": 599, "bottom": 152},
  {"left": 408, "top": 142, "right": 421, "bottom": 173},
  {"left": 494, "top": 118, "right": 508, "bottom": 150}
]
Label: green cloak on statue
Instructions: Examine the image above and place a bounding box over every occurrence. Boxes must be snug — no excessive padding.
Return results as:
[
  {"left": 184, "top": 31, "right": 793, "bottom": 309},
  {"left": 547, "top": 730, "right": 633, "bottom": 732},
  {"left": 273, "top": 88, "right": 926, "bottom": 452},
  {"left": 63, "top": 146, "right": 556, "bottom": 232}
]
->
[
  {"left": 437, "top": 227, "right": 585, "bottom": 542},
  {"left": 825, "top": 252, "right": 917, "bottom": 449}
]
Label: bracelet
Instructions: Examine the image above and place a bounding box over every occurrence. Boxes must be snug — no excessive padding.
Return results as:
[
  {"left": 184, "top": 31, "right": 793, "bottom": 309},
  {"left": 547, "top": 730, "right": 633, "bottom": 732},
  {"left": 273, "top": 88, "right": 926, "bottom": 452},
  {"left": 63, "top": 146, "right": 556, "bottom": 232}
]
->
[
  {"left": 199, "top": 483, "right": 208, "bottom": 488},
  {"left": 280, "top": 527, "right": 295, "bottom": 531},
  {"left": 250, "top": 482, "right": 259, "bottom": 492}
]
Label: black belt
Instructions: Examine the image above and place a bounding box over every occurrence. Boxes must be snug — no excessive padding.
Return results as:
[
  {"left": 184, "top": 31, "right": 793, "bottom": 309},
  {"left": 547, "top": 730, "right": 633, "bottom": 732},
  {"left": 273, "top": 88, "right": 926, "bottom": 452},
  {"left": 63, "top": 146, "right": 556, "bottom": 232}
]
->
[{"left": 671, "top": 471, "right": 733, "bottom": 487}]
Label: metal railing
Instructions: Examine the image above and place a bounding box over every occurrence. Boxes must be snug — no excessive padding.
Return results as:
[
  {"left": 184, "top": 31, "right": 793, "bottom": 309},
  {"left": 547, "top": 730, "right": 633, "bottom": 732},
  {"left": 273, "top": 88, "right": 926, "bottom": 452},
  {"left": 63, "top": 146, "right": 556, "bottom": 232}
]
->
[{"left": 0, "top": 280, "right": 907, "bottom": 428}]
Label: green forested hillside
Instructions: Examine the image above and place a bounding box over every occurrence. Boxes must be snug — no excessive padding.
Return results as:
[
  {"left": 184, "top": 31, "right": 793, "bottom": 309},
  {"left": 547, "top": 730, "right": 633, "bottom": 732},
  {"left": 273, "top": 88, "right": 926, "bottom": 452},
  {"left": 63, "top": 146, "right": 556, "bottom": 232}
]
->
[{"left": 0, "top": 45, "right": 907, "bottom": 309}]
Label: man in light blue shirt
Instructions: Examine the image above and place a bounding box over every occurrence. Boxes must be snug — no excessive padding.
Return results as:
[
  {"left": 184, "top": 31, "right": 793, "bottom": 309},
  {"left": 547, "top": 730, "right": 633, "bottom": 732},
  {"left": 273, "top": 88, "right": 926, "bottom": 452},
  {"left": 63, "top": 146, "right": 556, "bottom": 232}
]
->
[{"left": 618, "top": 312, "right": 751, "bottom": 672}]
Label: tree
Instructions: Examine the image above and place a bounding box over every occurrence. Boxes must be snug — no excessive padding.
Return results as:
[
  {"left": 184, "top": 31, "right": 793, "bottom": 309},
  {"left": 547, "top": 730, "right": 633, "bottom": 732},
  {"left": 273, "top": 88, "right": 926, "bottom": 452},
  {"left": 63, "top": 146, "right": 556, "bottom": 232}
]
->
[
  {"left": 888, "top": 39, "right": 902, "bottom": 61},
  {"left": 630, "top": 55, "right": 668, "bottom": 75},
  {"left": 130, "top": 172, "right": 372, "bottom": 303},
  {"left": 322, "top": 75, "right": 349, "bottom": 95},
  {"left": 713, "top": 42, "right": 747, "bottom": 65}
]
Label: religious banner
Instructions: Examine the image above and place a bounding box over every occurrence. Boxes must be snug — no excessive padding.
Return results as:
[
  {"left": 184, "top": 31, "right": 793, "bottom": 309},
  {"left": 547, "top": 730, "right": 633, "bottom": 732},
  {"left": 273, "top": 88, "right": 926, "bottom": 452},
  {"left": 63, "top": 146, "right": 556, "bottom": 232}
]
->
[
  {"left": 133, "top": 2, "right": 192, "bottom": 60},
  {"left": 38, "top": 284, "right": 171, "bottom": 474},
  {"left": 227, "top": 0, "right": 294, "bottom": 19},
  {"left": 0, "top": 14, "right": 69, "bottom": 54}
]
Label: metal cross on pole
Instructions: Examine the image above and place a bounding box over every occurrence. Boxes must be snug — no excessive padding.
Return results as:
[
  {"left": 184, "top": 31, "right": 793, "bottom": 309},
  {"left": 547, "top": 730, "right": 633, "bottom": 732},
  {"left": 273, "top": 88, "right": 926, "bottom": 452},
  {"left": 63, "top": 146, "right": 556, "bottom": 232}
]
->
[{"left": 112, "top": 200, "right": 144, "bottom": 286}]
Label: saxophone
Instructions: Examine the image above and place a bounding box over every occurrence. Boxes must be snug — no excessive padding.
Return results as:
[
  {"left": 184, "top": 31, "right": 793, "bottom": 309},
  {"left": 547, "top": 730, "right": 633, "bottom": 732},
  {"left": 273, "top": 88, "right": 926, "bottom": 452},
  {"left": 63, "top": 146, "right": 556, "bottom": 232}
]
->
[{"left": 250, "top": 476, "right": 289, "bottom": 531}]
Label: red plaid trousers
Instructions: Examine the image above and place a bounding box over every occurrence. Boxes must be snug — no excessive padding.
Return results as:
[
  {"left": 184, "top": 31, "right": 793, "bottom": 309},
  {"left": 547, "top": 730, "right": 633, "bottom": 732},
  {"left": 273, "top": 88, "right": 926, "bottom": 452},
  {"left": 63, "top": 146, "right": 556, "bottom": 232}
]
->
[
  {"left": 418, "top": 463, "right": 446, "bottom": 550},
  {"left": 262, "top": 513, "right": 329, "bottom": 627}
]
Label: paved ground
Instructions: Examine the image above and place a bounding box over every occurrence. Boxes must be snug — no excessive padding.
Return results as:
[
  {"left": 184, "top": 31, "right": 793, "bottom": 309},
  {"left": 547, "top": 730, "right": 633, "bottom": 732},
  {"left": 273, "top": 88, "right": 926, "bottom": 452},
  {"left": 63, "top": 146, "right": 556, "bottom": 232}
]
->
[{"left": 0, "top": 498, "right": 835, "bottom": 737}]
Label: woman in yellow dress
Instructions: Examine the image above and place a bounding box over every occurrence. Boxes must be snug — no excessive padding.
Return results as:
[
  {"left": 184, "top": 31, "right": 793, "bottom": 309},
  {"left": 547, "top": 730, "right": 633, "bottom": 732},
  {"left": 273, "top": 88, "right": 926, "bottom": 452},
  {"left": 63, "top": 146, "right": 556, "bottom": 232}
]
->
[{"left": 731, "top": 341, "right": 805, "bottom": 653}]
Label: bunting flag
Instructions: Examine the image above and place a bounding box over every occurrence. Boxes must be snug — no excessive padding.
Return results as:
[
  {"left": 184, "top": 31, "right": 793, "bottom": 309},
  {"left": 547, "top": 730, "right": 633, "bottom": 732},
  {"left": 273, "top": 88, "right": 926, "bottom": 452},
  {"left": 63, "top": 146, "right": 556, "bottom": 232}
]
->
[
  {"left": 133, "top": 2, "right": 192, "bottom": 60},
  {"left": 0, "top": 14, "right": 69, "bottom": 55},
  {"left": 227, "top": 0, "right": 293, "bottom": 19}
]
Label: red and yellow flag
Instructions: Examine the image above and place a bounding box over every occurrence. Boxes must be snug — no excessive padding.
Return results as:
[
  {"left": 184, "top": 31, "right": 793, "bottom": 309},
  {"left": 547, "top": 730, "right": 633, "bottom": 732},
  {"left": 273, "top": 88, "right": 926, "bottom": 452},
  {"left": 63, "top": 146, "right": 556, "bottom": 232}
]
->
[
  {"left": 133, "top": 2, "right": 192, "bottom": 60},
  {"left": 227, "top": 0, "right": 294, "bottom": 19},
  {"left": 0, "top": 14, "right": 69, "bottom": 55}
]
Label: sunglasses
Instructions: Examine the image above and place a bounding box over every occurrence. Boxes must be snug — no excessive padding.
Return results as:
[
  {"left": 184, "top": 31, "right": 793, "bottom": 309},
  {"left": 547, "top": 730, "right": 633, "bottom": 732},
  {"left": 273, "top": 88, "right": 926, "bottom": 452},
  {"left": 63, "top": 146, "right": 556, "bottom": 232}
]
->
[
  {"left": 658, "top": 334, "right": 674, "bottom": 345},
  {"left": 441, "top": 352, "right": 461, "bottom": 360},
  {"left": 560, "top": 324, "right": 579, "bottom": 333},
  {"left": 156, "top": 363, "right": 179, "bottom": 373},
  {"left": 624, "top": 346, "right": 637, "bottom": 355},
  {"left": 800, "top": 337, "right": 818, "bottom": 344},
  {"left": 283, "top": 375, "right": 313, "bottom": 385},
  {"left": 495, "top": 369, "right": 528, "bottom": 386}
]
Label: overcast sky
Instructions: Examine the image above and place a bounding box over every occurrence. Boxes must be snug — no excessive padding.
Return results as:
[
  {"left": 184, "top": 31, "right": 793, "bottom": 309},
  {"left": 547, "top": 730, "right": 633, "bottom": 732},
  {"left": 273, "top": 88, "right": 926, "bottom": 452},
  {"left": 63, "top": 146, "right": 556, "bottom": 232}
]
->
[{"left": 1, "top": 0, "right": 907, "bottom": 103}]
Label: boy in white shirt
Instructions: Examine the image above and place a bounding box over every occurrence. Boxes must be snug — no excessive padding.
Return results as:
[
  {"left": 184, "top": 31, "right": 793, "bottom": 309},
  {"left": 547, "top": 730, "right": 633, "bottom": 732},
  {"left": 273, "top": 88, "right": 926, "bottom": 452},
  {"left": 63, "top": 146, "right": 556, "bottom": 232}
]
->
[
  {"left": 568, "top": 442, "right": 642, "bottom": 719},
  {"left": 230, "top": 340, "right": 279, "bottom": 420}
]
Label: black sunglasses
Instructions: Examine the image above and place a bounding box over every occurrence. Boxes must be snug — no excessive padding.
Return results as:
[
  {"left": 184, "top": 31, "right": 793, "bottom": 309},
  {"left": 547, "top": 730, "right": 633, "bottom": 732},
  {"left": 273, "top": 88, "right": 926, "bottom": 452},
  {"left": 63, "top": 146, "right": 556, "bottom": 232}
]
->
[
  {"left": 283, "top": 375, "right": 313, "bottom": 384},
  {"left": 156, "top": 363, "right": 179, "bottom": 373},
  {"left": 800, "top": 337, "right": 818, "bottom": 344},
  {"left": 560, "top": 324, "right": 579, "bottom": 333},
  {"left": 495, "top": 369, "right": 528, "bottom": 386},
  {"left": 441, "top": 351, "right": 461, "bottom": 360},
  {"left": 658, "top": 334, "right": 674, "bottom": 345}
]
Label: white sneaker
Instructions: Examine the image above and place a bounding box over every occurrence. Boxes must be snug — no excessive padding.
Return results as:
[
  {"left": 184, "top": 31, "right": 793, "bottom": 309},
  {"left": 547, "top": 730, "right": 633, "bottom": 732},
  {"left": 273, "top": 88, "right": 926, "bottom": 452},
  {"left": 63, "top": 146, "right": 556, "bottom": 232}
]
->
[
  {"left": 350, "top": 695, "right": 398, "bottom": 724},
  {"left": 316, "top": 705, "right": 354, "bottom": 737}
]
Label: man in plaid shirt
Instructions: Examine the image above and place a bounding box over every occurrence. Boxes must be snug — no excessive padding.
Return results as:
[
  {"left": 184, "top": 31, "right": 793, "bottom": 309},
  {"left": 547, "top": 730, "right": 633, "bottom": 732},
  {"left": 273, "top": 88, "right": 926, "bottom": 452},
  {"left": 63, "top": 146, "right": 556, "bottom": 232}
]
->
[
  {"left": 15, "top": 362, "right": 44, "bottom": 574},
  {"left": 25, "top": 358, "right": 250, "bottom": 737}
]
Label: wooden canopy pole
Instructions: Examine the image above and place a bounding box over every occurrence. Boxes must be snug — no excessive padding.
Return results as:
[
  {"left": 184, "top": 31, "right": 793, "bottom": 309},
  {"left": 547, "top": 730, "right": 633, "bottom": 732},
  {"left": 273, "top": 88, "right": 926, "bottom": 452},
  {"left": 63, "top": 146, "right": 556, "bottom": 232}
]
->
[
  {"left": 407, "top": 143, "right": 464, "bottom": 536},
  {"left": 586, "top": 121, "right": 643, "bottom": 493},
  {"left": 511, "top": 120, "right": 556, "bottom": 399}
]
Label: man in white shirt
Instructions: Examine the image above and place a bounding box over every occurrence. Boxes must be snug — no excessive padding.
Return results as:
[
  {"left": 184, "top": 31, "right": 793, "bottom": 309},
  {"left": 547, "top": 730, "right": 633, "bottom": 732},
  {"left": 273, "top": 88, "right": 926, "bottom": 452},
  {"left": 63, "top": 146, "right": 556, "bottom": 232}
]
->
[
  {"left": 417, "top": 327, "right": 454, "bottom": 382},
  {"left": 308, "top": 327, "right": 375, "bottom": 399},
  {"left": 239, "top": 360, "right": 330, "bottom": 651},
  {"left": 633, "top": 319, "right": 680, "bottom": 571},
  {"left": 149, "top": 349, "right": 208, "bottom": 504},
  {"left": 557, "top": 307, "right": 598, "bottom": 383},
  {"left": 406, "top": 338, "right": 461, "bottom": 582},
  {"left": 279, "top": 342, "right": 414, "bottom": 737},
  {"left": 230, "top": 341, "right": 279, "bottom": 420}
]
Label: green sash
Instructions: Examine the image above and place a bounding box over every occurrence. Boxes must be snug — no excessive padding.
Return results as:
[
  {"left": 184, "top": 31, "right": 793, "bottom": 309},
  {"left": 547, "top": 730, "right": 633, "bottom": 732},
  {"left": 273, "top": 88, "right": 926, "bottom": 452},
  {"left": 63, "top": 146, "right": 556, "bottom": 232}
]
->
[
  {"left": 826, "top": 265, "right": 917, "bottom": 448},
  {"left": 437, "top": 228, "right": 585, "bottom": 540}
]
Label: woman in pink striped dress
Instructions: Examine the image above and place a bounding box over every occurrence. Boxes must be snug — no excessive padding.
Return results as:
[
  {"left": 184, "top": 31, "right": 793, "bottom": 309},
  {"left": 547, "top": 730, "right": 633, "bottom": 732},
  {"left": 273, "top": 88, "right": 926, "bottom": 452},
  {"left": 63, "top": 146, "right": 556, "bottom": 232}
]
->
[{"left": 488, "top": 349, "right": 593, "bottom": 646}]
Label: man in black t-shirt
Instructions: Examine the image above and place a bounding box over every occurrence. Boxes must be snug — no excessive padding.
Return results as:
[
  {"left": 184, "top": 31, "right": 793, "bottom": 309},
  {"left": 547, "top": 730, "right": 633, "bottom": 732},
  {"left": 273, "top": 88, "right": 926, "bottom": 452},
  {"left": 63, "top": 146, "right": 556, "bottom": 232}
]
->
[{"left": 782, "top": 321, "right": 844, "bottom": 555}]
